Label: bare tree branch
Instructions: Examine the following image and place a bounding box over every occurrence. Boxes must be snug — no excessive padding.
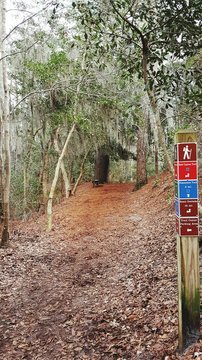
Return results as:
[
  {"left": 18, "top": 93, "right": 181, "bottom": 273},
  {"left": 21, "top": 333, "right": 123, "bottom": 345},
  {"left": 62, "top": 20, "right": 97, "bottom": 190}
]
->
[
  {"left": 144, "top": 16, "right": 177, "bottom": 37},
  {"left": 3, "top": 2, "right": 52, "bottom": 42},
  {"left": 0, "top": 40, "right": 40, "bottom": 61},
  {"left": 105, "top": 31, "right": 141, "bottom": 47},
  {"left": 11, "top": 84, "right": 102, "bottom": 113},
  {"left": 6, "top": 9, "right": 33, "bottom": 14}
]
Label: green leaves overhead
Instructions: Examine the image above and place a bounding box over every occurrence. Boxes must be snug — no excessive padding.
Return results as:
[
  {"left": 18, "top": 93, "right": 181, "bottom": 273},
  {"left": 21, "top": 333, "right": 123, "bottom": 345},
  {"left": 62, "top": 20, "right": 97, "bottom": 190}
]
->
[{"left": 73, "top": 0, "right": 202, "bottom": 106}]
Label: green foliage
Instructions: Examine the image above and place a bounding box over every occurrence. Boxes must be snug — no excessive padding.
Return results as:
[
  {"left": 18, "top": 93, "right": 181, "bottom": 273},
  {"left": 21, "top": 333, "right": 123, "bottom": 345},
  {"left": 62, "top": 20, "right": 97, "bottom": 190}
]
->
[
  {"left": 25, "top": 51, "right": 70, "bottom": 84},
  {"left": 75, "top": 112, "right": 92, "bottom": 133},
  {"left": 49, "top": 107, "right": 72, "bottom": 129},
  {"left": 10, "top": 170, "right": 24, "bottom": 217},
  {"left": 74, "top": 0, "right": 201, "bottom": 107},
  {"left": 10, "top": 167, "right": 41, "bottom": 218},
  {"left": 109, "top": 159, "right": 135, "bottom": 183},
  {"left": 8, "top": 0, "right": 202, "bottom": 221},
  {"left": 72, "top": 157, "right": 94, "bottom": 182}
]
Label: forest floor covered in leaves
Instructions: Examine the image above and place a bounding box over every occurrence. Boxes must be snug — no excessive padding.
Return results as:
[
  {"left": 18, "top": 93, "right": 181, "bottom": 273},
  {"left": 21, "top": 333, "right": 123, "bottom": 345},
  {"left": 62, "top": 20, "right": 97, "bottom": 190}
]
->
[{"left": 1, "top": 172, "right": 202, "bottom": 360}]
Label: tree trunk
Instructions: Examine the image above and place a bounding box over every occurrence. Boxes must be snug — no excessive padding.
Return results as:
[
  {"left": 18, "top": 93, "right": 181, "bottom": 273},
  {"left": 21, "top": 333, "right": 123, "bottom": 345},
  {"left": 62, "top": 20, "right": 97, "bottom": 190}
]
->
[
  {"left": 155, "top": 144, "right": 159, "bottom": 175},
  {"left": 0, "top": 58, "right": 3, "bottom": 225},
  {"left": 95, "top": 149, "right": 109, "bottom": 183},
  {"left": 54, "top": 131, "right": 71, "bottom": 198},
  {"left": 72, "top": 150, "right": 89, "bottom": 195},
  {"left": 38, "top": 140, "right": 51, "bottom": 212},
  {"left": 154, "top": 104, "right": 173, "bottom": 173},
  {"left": 47, "top": 123, "right": 75, "bottom": 231},
  {"left": 142, "top": 45, "right": 173, "bottom": 174},
  {"left": 0, "top": 0, "right": 11, "bottom": 247},
  {"left": 149, "top": 110, "right": 159, "bottom": 175},
  {"left": 42, "top": 150, "right": 49, "bottom": 207},
  {"left": 147, "top": 92, "right": 173, "bottom": 174},
  {"left": 23, "top": 165, "right": 28, "bottom": 220},
  {"left": 135, "top": 127, "right": 147, "bottom": 190},
  {"left": 108, "top": 10, "right": 173, "bottom": 174}
]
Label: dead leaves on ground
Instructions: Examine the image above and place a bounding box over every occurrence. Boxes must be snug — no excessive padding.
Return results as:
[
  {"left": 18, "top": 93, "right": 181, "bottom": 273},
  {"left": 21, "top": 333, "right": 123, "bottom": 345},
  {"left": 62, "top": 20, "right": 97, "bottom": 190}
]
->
[{"left": 0, "top": 177, "right": 201, "bottom": 359}]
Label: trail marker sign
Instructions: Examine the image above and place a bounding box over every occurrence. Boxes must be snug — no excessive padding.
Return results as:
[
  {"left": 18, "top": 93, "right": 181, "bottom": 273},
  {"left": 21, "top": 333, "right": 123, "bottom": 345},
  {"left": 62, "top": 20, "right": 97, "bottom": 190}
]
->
[
  {"left": 175, "top": 161, "right": 198, "bottom": 181},
  {"left": 176, "top": 216, "right": 199, "bottom": 236},
  {"left": 175, "top": 142, "right": 199, "bottom": 236},
  {"left": 180, "top": 217, "right": 199, "bottom": 236},
  {"left": 178, "top": 142, "right": 197, "bottom": 162},
  {"left": 180, "top": 200, "right": 198, "bottom": 217},
  {"left": 175, "top": 199, "right": 198, "bottom": 218},
  {"left": 175, "top": 131, "right": 200, "bottom": 352},
  {"left": 178, "top": 180, "right": 198, "bottom": 200}
]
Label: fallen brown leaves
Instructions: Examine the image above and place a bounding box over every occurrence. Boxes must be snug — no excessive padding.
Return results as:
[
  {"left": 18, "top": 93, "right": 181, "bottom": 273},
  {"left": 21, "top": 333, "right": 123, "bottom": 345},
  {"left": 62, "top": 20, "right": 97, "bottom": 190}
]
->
[{"left": 0, "top": 173, "right": 201, "bottom": 359}]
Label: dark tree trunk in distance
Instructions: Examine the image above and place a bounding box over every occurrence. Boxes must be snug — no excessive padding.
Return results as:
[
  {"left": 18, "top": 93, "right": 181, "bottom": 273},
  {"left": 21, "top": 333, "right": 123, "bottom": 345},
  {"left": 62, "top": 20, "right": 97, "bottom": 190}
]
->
[
  {"left": 95, "top": 149, "right": 109, "bottom": 183},
  {"left": 135, "top": 128, "right": 147, "bottom": 190}
]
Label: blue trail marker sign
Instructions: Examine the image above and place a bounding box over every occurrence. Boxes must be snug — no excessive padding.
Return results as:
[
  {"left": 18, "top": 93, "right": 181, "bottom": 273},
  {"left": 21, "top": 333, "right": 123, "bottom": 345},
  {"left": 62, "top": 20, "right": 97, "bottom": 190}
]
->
[{"left": 178, "top": 180, "right": 198, "bottom": 200}]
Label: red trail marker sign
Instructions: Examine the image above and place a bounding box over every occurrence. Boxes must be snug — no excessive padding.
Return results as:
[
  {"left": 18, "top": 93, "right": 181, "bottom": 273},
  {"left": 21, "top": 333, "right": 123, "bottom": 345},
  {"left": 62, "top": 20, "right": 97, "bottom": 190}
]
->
[
  {"left": 176, "top": 142, "right": 197, "bottom": 162},
  {"left": 175, "top": 162, "right": 198, "bottom": 181},
  {"left": 180, "top": 200, "right": 198, "bottom": 217}
]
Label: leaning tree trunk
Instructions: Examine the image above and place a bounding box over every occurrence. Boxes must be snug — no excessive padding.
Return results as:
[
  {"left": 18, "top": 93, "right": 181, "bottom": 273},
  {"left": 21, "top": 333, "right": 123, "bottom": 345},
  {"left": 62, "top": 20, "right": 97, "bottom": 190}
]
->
[
  {"left": 47, "top": 123, "right": 76, "bottom": 231},
  {"left": 0, "top": 0, "right": 11, "bottom": 247},
  {"left": 72, "top": 150, "right": 89, "bottom": 195},
  {"left": 54, "top": 131, "right": 71, "bottom": 198},
  {"left": 135, "top": 126, "right": 147, "bottom": 190}
]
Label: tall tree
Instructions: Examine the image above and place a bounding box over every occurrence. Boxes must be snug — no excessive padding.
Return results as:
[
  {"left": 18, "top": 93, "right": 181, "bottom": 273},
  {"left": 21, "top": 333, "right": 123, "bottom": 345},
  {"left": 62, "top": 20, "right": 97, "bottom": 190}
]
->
[
  {"left": 0, "top": 0, "right": 11, "bottom": 247},
  {"left": 73, "top": 0, "right": 201, "bottom": 173}
]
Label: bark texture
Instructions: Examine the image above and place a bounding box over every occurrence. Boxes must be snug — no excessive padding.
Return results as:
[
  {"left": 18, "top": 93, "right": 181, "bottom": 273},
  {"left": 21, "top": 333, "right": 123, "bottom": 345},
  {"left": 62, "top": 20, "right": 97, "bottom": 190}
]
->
[
  {"left": 0, "top": 0, "right": 11, "bottom": 247},
  {"left": 72, "top": 150, "right": 89, "bottom": 195},
  {"left": 95, "top": 149, "right": 109, "bottom": 184},
  {"left": 54, "top": 131, "right": 71, "bottom": 198},
  {"left": 47, "top": 123, "right": 75, "bottom": 231},
  {"left": 135, "top": 127, "right": 147, "bottom": 190}
]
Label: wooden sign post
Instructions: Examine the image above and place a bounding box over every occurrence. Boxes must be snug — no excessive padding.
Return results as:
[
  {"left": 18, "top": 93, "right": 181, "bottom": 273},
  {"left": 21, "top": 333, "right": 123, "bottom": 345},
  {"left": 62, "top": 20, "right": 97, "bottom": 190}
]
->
[{"left": 175, "top": 130, "right": 200, "bottom": 351}]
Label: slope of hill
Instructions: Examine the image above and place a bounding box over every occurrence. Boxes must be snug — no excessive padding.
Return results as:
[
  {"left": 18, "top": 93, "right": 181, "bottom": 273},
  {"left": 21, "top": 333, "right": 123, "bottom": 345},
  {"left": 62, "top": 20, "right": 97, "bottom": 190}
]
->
[{"left": 0, "top": 173, "right": 201, "bottom": 359}]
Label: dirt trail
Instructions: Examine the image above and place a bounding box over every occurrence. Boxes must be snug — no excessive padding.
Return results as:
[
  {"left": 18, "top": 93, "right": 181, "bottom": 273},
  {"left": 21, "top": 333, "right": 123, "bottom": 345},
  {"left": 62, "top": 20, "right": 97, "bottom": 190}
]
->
[{"left": 0, "top": 174, "right": 201, "bottom": 359}]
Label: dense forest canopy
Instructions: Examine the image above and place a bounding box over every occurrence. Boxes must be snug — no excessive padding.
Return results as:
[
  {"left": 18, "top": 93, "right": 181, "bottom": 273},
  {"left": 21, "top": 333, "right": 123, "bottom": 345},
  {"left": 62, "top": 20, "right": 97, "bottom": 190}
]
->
[{"left": 0, "top": 0, "right": 201, "bottom": 244}]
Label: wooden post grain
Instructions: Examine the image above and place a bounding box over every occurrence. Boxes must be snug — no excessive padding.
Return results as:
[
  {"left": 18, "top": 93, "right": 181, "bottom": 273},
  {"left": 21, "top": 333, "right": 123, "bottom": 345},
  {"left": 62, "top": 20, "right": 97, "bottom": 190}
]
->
[{"left": 175, "top": 130, "right": 200, "bottom": 351}]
